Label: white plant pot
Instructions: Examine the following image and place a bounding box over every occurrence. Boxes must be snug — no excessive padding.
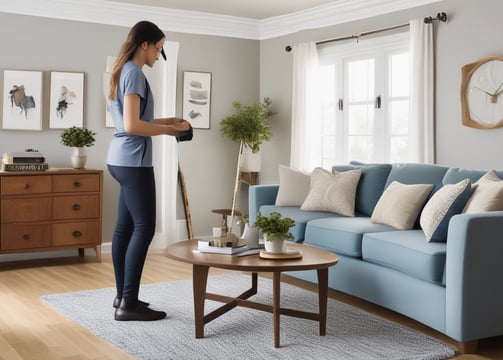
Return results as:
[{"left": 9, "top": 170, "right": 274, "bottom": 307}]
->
[
  {"left": 240, "top": 223, "right": 260, "bottom": 248},
  {"left": 240, "top": 146, "right": 261, "bottom": 172},
  {"left": 71, "top": 147, "right": 87, "bottom": 169},
  {"left": 263, "top": 234, "right": 286, "bottom": 254}
]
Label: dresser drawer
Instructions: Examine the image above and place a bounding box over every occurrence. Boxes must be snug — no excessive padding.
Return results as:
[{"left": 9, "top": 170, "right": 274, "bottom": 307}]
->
[
  {"left": 52, "top": 174, "right": 100, "bottom": 193},
  {"left": 1, "top": 175, "right": 52, "bottom": 195},
  {"left": 52, "top": 221, "right": 99, "bottom": 246},
  {"left": 1, "top": 224, "right": 52, "bottom": 250},
  {"left": 52, "top": 195, "right": 99, "bottom": 220},
  {"left": 1, "top": 197, "right": 52, "bottom": 223}
]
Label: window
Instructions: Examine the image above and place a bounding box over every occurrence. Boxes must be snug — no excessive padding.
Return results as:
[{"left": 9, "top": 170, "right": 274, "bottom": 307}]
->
[{"left": 317, "top": 32, "right": 410, "bottom": 168}]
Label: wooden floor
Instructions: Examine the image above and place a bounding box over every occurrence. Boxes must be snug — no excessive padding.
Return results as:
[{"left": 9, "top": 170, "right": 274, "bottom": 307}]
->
[{"left": 0, "top": 252, "right": 502, "bottom": 359}]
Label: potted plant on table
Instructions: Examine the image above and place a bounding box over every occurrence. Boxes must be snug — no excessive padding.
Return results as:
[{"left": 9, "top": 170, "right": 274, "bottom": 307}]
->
[
  {"left": 254, "top": 212, "right": 295, "bottom": 254},
  {"left": 60, "top": 126, "right": 96, "bottom": 169}
]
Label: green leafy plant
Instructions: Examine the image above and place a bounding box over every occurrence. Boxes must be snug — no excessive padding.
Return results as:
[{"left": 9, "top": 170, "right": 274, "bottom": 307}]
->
[
  {"left": 254, "top": 212, "right": 295, "bottom": 241},
  {"left": 60, "top": 126, "right": 96, "bottom": 147},
  {"left": 220, "top": 97, "right": 274, "bottom": 153}
]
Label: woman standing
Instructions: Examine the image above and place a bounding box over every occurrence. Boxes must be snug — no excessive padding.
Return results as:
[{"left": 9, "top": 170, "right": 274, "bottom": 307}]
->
[{"left": 107, "top": 20, "right": 190, "bottom": 321}]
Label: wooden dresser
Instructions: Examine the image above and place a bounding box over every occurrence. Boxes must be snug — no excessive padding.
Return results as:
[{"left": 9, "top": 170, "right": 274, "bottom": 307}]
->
[{"left": 0, "top": 169, "right": 103, "bottom": 262}]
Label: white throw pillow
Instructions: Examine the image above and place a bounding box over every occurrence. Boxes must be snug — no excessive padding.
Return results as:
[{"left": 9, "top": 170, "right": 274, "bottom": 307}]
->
[
  {"left": 371, "top": 181, "right": 433, "bottom": 230},
  {"left": 463, "top": 170, "right": 503, "bottom": 213},
  {"left": 300, "top": 167, "right": 361, "bottom": 216},
  {"left": 420, "top": 179, "right": 472, "bottom": 242},
  {"left": 275, "top": 165, "right": 311, "bottom": 206}
]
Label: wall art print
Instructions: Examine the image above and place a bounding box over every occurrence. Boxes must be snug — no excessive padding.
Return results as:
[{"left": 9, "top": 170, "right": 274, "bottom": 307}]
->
[
  {"left": 49, "top": 71, "right": 84, "bottom": 128},
  {"left": 2, "top": 70, "right": 43, "bottom": 130},
  {"left": 182, "top": 71, "right": 211, "bottom": 129}
]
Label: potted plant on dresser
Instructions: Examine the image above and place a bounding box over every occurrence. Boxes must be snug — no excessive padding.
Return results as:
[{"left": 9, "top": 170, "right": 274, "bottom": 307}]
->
[
  {"left": 60, "top": 126, "right": 96, "bottom": 169},
  {"left": 254, "top": 211, "right": 295, "bottom": 254}
]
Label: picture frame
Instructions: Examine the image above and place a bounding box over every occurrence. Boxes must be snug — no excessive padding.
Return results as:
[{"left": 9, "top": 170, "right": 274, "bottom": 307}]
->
[
  {"left": 182, "top": 71, "right": 211, "bottom": 129},
  {"left": 2, "top": 70, "right": 43, "bottom": 130},
  {"left": 49, "top": 71, "right": 85, "bottom": 128}
]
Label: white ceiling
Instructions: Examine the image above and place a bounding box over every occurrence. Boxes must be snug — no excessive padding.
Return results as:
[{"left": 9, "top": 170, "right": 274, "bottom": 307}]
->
[
  {"left": 110, "top": 0, "right": 336, "bottom": 19},
  {"left": 0, "top": 0, "right": 443, "bottom": 39}
]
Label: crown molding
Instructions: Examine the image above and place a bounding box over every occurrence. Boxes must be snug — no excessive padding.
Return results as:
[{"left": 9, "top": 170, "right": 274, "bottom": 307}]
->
[{"left": 0, "top": 0, "right": 442, "bottom": 40}]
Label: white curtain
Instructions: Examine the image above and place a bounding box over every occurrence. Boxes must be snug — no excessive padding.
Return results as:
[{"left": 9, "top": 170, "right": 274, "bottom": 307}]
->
[
  {"left": 144, "top": 41, "right": 180, "bottom": 248},
  {"left": 290, "top": 42, "right": 322, "bottom": 172},
  {"left": 410, "top": 19, "right": 435, "bottom": 163}
]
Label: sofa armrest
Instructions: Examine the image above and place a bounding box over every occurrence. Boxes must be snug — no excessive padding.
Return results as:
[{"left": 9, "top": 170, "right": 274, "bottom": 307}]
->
[
  {"left": 445, "top": 211, "right": 503, "bottom": 341},
  {"left": 248, "top": 185, "right": 279, "bottom": 224}
]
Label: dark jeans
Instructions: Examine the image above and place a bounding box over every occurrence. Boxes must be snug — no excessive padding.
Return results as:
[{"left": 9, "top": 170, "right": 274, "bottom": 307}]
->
[{"left": 108, "top": 165, "right": 156, "bottom": 303}]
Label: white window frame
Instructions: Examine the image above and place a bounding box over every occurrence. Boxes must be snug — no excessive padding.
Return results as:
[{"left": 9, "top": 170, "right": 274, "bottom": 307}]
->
[{"left": 317, "top": 32, "right": 410, "bottom": 166}]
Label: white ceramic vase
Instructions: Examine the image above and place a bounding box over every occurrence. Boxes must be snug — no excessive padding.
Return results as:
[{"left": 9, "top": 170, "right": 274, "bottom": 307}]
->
[
  {"left": 263, "top": 233, "right": 286, "bottom": 254},
  {"left": 239, "top": 146, "right": 261, "bottom": 172},
  {"left": 71, "top": 147, "right": 87, "bottom": 169},
  {"left": 240, "top": 223, "right": 259, "bottom": 248}
]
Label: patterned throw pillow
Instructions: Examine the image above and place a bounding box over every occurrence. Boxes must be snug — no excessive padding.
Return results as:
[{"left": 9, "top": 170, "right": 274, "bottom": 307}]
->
[
  {"left": 301, "top": 167, "right": 361, "bottom": 216},
  {"left": 371, "top": 181, "right": 433, "bottom": 230},
  {"left": 420, "top": 179, "right": 472, "bottom": 242}
]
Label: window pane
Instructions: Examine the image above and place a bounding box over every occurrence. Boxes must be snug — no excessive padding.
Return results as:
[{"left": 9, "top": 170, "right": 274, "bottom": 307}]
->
[
  {"left": 389, "top": 100, "right": 409, "bottom": 135},
  {"left": 390, "top": 53, "right": 409, "bottom": 97},
  {"left": 390, "top": 136, "right": 408, "bottom": 162},
  {"left": 322, "top": 135, "right": 336, "bottom": 161},
  {"left": 319, "top": 65, "right": 336, "bottom": 103},
  {"left": 348, "top": 59, "right": 374, "bottom": 101},
  {"left": 348, "top": 104, "right": 374, "bottom": 135},
  {"left": 322, "top": 106, "right": 336, "bottom": 134},
  {"left": 349, "top": 135, "right": 373, "bottom": 162}
]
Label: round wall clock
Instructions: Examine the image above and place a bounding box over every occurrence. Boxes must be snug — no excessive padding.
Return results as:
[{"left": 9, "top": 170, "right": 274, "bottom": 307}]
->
[{"left": 461, "top": 55, "right": 503, "bottom": 129}]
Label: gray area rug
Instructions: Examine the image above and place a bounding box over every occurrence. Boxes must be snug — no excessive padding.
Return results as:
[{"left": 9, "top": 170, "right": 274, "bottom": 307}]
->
[{"left": 41, "top": 273, "right": 456, "bottom": 360}]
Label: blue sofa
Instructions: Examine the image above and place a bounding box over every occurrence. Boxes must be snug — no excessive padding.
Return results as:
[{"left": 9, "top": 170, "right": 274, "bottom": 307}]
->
[{"left": 248, "top": 163, "right": 503, "bottom": 353}]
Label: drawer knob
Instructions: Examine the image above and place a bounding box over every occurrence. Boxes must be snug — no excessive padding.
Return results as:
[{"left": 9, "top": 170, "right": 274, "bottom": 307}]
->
[
  {"left": 24, "top": 183, "right": 31, "bottom": 190},
  {"left": 73, "top": 181, "right": 81, "bottom": 188},
  {"left": 72, "top": 204, "right": 81, "bottom": 211},
  {"left": 72, "top": 231, "right": 82, "bottom": 237},
  {"left": 22, "top": 234, "right": 30, "bottom": 240}
]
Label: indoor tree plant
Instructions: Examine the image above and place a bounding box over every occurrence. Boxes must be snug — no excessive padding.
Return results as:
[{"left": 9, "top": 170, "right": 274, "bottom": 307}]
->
[
  {"left": 219, "top": 98, "right": 274, "bottom": 244},
  {"left": 60, "top": 126, "right": 96, "bottom": 169},
  {"left": 254, "top": 211, "right": 295, "bottom": 253}
]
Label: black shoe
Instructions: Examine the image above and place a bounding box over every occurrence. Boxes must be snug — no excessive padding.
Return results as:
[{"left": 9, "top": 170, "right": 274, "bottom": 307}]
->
[
  {"left": 114, "top": 299, "right": 166, "bottom": 321},
  {"left": 113, "top": 296, "right": 150, "bottom": 309}
]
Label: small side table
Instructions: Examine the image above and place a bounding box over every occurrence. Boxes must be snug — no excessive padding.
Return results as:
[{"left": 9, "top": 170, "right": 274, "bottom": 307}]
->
[{"left": 211, "top": 208, "right": 242, "bottom": 236}]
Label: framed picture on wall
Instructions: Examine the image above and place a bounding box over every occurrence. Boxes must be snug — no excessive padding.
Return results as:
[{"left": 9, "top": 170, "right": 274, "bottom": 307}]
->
[
  {"left": 49, "top": 71, "right": 85, "bottom": 128},
  {"left": 2, "top": 70, "right": 43, "bottom": 130},
  {"left": 182, "top": 71, "right": 211, "bottom": 129}
]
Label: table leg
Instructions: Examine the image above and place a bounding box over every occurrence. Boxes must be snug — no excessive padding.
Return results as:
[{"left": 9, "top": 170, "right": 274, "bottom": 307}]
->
[
  {"left": 193, "top": 264, "right": 209, "bottom": 338},
  {"left": 273, "top": 272, "right": 281, "bottom": 348},
  {"left": 317, "top": 268, "right": 328, "bottom": 336}
]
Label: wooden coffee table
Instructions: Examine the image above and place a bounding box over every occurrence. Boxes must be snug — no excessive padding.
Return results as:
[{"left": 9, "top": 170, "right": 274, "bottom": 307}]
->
[{"left": 165, "top": 240, "right": 338, "bottom": 348}]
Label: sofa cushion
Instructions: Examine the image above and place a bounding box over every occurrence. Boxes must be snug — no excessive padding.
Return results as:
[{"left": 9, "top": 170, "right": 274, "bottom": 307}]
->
[
  {"left": 385, "top": 163, "right": 449, "bottom": 195},
  {"left": 463, "top": 170, "right": 503, "bottom": 213},
  {"left": 258, "top": 205, "right": 336, "bottom": 242},
  {"left": 304, "top": 217, "right": 394, "bottom": 257},
  {"left": 301, "top": 167, "right": 361, "bottom": 216},
  {"left": 275, "top": 165, "right": 311, "bottom": 206},
  {"left": 371, "top": 181, "right": 433, "bottom": 230},
  {"left": 333, "top": 163, "right": 392, "bottom": 216},
  {"left": 420, "top": 179, "right": 472, "bottom": 242},
  {"left": 362, "top": 230, "right": 447, "bottom": 283}
]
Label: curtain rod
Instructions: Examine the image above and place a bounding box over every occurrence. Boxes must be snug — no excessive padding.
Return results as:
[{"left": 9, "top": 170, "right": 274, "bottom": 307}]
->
[{"left": 285, "top": 12, "right": 447, "bottom": 52}]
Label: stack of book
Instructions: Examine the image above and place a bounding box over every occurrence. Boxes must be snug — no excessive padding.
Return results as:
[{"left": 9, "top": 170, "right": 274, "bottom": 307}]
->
[
  {"left": 2, "top": 150, "right": 49, "bottom": 171},
  {"left": 197, "top": 238, "right": 249, "bottom": 255}
]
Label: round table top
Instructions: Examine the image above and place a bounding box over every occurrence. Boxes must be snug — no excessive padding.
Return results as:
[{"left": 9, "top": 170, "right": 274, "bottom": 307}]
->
[{"left": 165, "top": 240, "right": 338, "bottom": 272}]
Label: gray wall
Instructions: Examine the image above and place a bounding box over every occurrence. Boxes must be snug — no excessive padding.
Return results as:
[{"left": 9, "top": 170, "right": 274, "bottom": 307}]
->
[
  {"left": 0, "top": 13, "right": 258, "bottom": 253},
  {"left": 2, "top": 0, "right": 503, "bottom": 257},
  {"left": 259, "top": 0, "right": 503, "bottom": 184}
]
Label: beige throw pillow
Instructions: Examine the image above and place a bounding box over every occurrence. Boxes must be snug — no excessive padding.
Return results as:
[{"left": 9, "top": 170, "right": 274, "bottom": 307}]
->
[
  {"left": 275, "top": 165, "right": 311, "bottom": 206},
  {"left": 371, "top": 181, "right": 433, "bottom": 230},
  {"left": 463, "top": 170, "right": 503, "bottom": 213},
  {"left": 300, "top": 167, "right": 361, "bottom": 216}
]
